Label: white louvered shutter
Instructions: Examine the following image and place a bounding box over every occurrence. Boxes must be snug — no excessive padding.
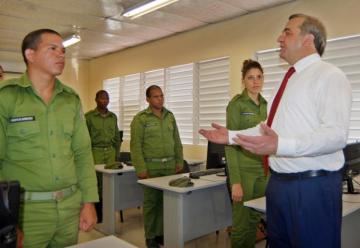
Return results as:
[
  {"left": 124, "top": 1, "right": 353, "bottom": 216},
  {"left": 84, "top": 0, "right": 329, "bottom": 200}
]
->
[
  {"left": 166, "top": 63, "right": 194, "bottom": 144},
  {"left": 197, "top": 57, "right": 230, "bottom": 145},
  {"left": 103, "top": 77, "right": 121, "bottom": 128},
  {"left": 122, "top": 73, "right": 141, "bottom": 140}
]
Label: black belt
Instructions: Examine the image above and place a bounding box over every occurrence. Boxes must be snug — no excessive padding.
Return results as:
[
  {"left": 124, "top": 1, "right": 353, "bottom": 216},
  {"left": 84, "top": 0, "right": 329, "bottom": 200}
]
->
[{"left": 270, "top": 168, "right": 339, "bottom": 181}]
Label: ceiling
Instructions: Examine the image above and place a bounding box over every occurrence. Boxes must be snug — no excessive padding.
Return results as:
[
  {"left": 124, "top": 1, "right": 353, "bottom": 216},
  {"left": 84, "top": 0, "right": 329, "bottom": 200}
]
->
[{"left": 0, "top": 0, "right": 295, "bottom": 72}]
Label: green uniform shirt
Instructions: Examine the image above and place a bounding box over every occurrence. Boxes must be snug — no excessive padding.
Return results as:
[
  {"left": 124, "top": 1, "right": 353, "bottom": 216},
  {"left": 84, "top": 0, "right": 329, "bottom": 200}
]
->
[
  {"left": 225, "top": 89, "right": 267, "bottom": 185},
  {"left": 130, "top": 106, "right": 183, "bottom": 174},
  {"left": 85, "top": 108, "right": 121, "bottom": 156},
  {"left": 0, "top": 73, "right": 98, "bottom": 203}
]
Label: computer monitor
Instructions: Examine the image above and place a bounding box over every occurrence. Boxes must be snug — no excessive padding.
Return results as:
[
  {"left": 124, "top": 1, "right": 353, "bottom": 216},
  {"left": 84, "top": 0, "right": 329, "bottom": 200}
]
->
[
  {"left": 206, "top": 141, "right": 227, "bottom": 169},
  {"left": 343, "top": 142, "right": 360, "bottom": 194}
]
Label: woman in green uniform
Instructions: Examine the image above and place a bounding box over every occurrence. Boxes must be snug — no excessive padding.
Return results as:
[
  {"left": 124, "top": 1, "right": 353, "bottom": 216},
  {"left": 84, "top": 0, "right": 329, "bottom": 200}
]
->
[{"left": 225, "top": 59, "right": 267, "bottom": 248}]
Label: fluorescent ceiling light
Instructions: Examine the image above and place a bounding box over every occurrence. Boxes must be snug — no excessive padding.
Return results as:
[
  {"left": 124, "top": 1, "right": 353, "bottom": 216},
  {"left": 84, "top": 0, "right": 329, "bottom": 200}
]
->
[
  {"left": 63, "top": 34, "right": 81, "bottom": 48},
  {"left": 123, "top": 0, "right": 178, "bottom": 19}
]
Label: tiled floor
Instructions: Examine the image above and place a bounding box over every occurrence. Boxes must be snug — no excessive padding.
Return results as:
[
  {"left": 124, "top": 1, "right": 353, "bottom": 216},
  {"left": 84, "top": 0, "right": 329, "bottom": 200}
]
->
[{"left": 78, "top": 208, "right": 267, "bottom": 248}]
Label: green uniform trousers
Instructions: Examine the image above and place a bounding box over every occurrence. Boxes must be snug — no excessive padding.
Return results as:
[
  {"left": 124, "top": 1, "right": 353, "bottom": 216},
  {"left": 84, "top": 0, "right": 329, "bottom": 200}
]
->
[
  {"left": 231, "top": 167, "right": 267, "bottom": 248},
  {"left": 20, "top": 189, "right": 82, "bottom": 248},
  {"left": 143, "top": 162, "right": 175, "bottom": 240}
]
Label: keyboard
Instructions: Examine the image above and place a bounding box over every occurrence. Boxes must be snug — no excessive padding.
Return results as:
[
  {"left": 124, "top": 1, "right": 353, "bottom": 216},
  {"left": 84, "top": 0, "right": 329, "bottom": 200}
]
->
[{"left": 189, "top": 168, "right": 225, "bottom": 179}]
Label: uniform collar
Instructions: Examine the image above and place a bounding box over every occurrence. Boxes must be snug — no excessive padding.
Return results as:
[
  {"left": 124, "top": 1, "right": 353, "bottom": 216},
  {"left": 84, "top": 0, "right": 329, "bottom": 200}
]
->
[
  {"left": 145, "top": 106, "right": 169, "bottom": 116},
  {"left": 293, "top": 53, "right": 321, "bottom": 73},
  {"left": 93, "top": 108, "right": 109, "bottom": 116},
  {"left": 239, "top": 89, "right": 266, "bottom": 105},
  {"left": 17, "top": 72, "right": 70, "bottom": 95}
]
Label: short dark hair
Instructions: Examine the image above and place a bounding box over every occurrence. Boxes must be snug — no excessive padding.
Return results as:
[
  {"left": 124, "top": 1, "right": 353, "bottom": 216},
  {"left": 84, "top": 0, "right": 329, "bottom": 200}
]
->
[
  {"left": 95, "top": 90, "right": 109, "bottom": 99},
  {"left": 21, "top": 29, "right": 61, "bottom": 65},
  {"left": 241, "top": 59, "right": 263, "bottom": 79},
  {"left": 289, "top": 14, "right": 327, "bottom": 56},
  {"left": 146, "top": 85, "right": 162, "bottom": 98}
]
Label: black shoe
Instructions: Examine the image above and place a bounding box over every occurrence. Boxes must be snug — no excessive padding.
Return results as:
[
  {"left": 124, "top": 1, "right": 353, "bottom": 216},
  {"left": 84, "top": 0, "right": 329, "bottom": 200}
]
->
[
  {"left": 155, "top": 235, "right": 164, "bottom": 246},
  {"left": 146, "top": 238, "right": 160, "bottom": 248}
]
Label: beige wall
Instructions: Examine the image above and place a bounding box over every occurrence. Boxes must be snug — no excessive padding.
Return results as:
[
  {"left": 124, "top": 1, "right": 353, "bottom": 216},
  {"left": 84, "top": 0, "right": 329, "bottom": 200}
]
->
[
  {"left": 62, "top": 0, "right": 360, "bottom": 160},
  {"left": 59, "top": 59, "right": 90, "bottom": 110}
]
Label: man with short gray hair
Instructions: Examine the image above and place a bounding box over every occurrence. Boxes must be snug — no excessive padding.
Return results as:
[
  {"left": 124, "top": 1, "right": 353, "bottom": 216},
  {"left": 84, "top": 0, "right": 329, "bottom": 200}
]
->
[{"left": 200, "top": 14, "right": 351, "bottom": 248}]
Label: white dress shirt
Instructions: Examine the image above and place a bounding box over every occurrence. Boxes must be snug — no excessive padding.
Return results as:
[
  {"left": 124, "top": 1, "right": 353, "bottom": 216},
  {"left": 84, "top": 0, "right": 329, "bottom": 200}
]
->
[{"left": 229, "top": 53, "right": 352, "bottom": 173}]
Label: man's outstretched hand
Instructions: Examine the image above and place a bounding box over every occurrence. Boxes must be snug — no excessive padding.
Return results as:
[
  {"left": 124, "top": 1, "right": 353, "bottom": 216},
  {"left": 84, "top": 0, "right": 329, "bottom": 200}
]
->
[
  {"left": 232, "top": 123, "right": 278, "bottom": 155},
  {"left": 199, "top": 123, "right": 229, "bottom": 144}
]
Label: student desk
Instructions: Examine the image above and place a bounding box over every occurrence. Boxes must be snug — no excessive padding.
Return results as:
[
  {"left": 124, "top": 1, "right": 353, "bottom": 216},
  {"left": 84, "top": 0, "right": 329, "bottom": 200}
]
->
[
  {"left": 66, "top": 235, "right": 137, "bottom": 248},
  {"left": 95, "top": 164, "right": 143, "bottom": 235},
  {"left": 244, "top": 193, "right": 360, "bottom": 248},
  {"left": 138, "top": 173, "right": 232, "bottom": 248}
]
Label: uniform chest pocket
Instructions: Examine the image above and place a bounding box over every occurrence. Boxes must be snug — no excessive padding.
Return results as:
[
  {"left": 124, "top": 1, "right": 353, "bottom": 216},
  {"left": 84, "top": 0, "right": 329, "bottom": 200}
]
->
[
  {"left": 7, "top": 121, "right": 40, "bottom": 138},
  {"left": 105, "top": 123, "right": 116, "bottom": 136},
  {"left": 144, "top": 123, "right": 160, "bottom": 138},
  {"left": 63, "top": 122, "right": 74, "bottom": 138},
  {"left": 240, "top": 112, "right": 260, "bottom": 128},
  {"left": 168, "top": 123, "right": 174, "bottom": 131}
]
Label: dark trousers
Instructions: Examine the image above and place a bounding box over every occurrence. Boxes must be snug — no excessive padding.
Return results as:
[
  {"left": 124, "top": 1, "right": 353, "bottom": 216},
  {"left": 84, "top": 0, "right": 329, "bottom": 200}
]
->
[{"left": 266, "top": 169, "right": 343, "bottom": 248}]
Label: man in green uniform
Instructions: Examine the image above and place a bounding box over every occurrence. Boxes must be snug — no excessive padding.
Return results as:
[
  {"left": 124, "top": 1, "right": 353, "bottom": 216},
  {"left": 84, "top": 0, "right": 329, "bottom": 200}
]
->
[
  {"left": 130, "top": 85, "right": 183, "bottom": 248},
  {"left": 0, "top": 29, "right": 98, "bottom": 248},
  {"left": 85, "top": 89, "right": 121, "bottom": 222}
]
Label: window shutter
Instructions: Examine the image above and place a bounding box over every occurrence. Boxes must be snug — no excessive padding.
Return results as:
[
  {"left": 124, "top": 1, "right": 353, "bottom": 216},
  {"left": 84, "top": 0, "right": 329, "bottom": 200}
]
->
[
  {"left": 197, "top": 57, "right": 230, "bottom": 145},
  {"left": 122, "top": 73, "right": 141, "bottom": 140},
  {"left": 103, "top": 77, "right": 121, "bottom": 128},
  {"left": 166, "top": 63, "right": 194, "bottom": 144}
]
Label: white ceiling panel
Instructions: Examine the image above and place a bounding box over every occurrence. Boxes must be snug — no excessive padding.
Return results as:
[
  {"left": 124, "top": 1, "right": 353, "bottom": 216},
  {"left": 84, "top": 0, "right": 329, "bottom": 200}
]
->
[
  {"left": 0, "top": 0, "right": 296, "bottom": 71},
  {"left": 21, "top": 0, "right": 124, "bottom": 17},
  {"left": 221, "top": 0, "right": 292, "bottom": 11},
  {"left": 112, "top": 11, "right": 205, "bottom": 33},
  {"left": 160, "top": 0, "right": 248, "bottom": 23},
  {"left": 0, "top": 0, "right": 104, "bottom": 31},
  {"left": 99, "top": 19, "right": 173, "bottom": 40}
]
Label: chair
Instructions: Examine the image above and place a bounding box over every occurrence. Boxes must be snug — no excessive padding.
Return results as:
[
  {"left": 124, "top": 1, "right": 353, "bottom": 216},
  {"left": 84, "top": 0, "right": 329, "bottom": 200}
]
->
[
  {"left": 180, "top": 160, "right": 190, "bottom": 173},
  {"left": 118, "top": 152, "right": 131, "bottom": 163}
]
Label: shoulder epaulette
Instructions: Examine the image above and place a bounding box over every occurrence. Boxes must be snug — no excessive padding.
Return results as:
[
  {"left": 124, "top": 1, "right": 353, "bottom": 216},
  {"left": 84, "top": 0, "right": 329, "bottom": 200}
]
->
[{"left": 0, "top": 78, "right": 22, "bottom": 91}]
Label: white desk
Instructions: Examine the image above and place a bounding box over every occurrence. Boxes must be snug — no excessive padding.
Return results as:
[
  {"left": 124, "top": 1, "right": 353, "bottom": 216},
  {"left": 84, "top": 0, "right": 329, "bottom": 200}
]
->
[
  {"left": 138, "top": 173, "right": 232, "bottom": 248},
  {"left": 244, "top": 193, "right": 360, "bottom": 248},
  {"left": 95, "top": 164, "right": 143, "bottom": 235},
  {"left": 66, "top": 235, "right": 137, "bottom": 248}
]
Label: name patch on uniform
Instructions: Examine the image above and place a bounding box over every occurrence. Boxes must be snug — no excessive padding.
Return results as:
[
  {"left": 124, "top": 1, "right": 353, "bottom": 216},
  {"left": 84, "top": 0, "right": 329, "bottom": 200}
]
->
[
  {"left": 144, "top": 123, "right": 157, "bottom": 127},
  {"left": 9, "top": 116, "right": 35, "bottom": 123},
  {"left": 240, "top": 112, "right": 255, "bottom": 116}
]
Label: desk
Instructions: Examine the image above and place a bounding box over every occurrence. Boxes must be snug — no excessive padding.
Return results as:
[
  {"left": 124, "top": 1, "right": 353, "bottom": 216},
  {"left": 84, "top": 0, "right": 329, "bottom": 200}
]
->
[
  {"left": 138, "top": 173, "right": 232, "bottom": 248},
  {"left": 244, "top": 194, "right": 360, "bottom": 248},
  {"left": 95, "top": 164, "right": 143, "bottom": 235},
  {"left": 66, "top": 235, "right": 137, "bottom": 248}
]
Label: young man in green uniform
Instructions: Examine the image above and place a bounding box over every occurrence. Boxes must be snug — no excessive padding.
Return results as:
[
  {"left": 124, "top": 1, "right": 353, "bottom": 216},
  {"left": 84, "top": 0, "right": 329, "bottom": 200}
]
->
[
  {"left": 130, "top": 85, "right": 183, "bottom": 248},
  {"left": 85, "top": 90, "right": 121, "bottom": 222},
  {"left": 0, "top": 29, "right": 98, "bottom": 248}
]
